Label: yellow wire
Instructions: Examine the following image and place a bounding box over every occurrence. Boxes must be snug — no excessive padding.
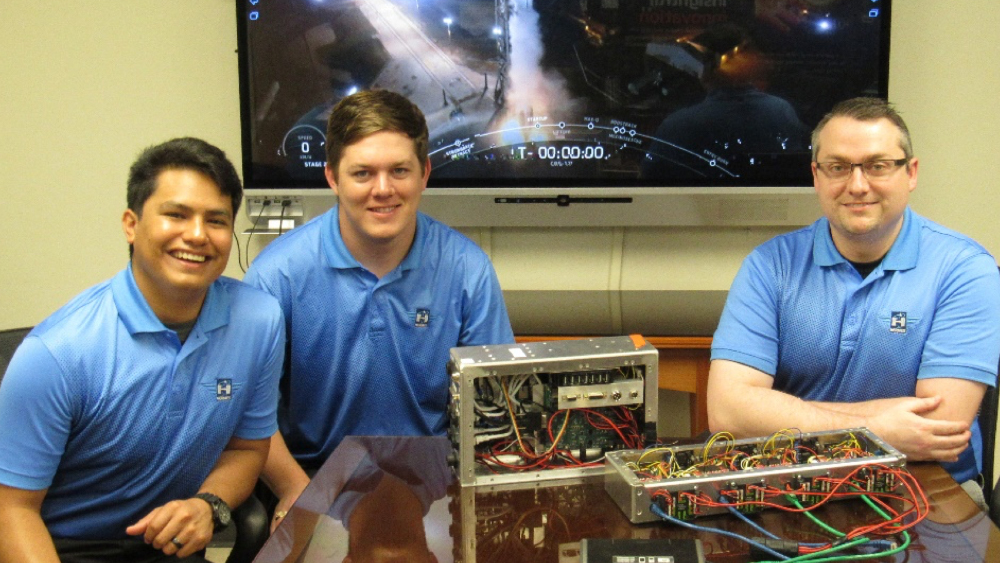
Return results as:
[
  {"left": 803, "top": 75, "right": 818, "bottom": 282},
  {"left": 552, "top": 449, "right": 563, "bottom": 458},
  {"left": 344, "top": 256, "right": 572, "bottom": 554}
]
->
[
  {"left": 501, "top": 378, "right": 533, "bottom": 456},
  {"left": 702, "top": 431, "right": 735, "bottom": 463}
]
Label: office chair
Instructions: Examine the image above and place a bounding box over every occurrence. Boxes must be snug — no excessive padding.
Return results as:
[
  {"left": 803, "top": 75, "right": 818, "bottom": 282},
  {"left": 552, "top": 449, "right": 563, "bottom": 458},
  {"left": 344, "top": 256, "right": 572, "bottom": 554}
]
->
[
  {"left": 0, "top": 326, "right": 269, "bottom": 563},
  {"left": 979, "top": 384, "right": 997, "bottom": 504},
  {"left": 225, "top": 494, "right": 269, "bottom": 563},
  {"left": 989, "top": 321, "right": 1000, "bottom": 525},
  {"left": 987, "top": 265, "right": 1000, "bottom": 525},
  {"left": 0, "top": 327, "right": 31, "bottom": 376}
]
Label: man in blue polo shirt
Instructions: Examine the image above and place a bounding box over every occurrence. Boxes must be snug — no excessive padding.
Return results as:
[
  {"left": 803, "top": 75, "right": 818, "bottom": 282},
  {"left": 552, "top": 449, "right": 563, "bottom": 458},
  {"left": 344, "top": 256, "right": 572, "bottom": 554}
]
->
[
  {"left": 244, "top": 90, "right": 514, "bottom": 527},
  {"left": 0, "top": 138, "right": 284, "bottom": 562},
  {"left": 707, "top": 98, "right": 1000, "bottom": 493}
]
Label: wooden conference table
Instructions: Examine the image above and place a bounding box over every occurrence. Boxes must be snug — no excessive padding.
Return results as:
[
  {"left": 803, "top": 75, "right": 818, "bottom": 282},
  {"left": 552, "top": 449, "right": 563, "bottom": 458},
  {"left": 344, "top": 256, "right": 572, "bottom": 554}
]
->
[{"left": 253, "top": 436, "right": 1000, "bottom": 563}]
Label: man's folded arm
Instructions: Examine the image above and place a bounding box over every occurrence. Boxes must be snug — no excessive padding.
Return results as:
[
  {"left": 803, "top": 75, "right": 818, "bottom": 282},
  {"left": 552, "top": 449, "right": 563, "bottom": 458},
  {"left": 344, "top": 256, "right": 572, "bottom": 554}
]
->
[
  {"left": 707, "top": 359, "right": 866, "bottom": 436},
  {"left": 707, "top": 359, "right": 973, "bottom": 462}
]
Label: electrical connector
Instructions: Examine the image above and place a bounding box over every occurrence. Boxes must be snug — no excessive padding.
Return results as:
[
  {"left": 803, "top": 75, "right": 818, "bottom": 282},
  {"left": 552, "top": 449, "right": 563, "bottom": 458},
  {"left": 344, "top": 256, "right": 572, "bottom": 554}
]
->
[{"left": 749, "top": 538, "right": 799, "bottom": 560}]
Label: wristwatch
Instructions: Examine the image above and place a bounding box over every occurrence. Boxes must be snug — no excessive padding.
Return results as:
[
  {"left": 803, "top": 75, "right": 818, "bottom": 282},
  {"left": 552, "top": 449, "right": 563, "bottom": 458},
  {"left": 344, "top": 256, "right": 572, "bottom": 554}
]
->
[{"left": 194, "top": 492, "right": 232, "bottom": 531}]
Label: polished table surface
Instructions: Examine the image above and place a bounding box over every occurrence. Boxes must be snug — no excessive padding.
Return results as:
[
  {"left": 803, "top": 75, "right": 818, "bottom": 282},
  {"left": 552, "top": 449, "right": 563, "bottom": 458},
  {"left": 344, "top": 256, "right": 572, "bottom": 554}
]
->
[{"left": 255, "top": 436, "right": 1000, "bottom": 563}]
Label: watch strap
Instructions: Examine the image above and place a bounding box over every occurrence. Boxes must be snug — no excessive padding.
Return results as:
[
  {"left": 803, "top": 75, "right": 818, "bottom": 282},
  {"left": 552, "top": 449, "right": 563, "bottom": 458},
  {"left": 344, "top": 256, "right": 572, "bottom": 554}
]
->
[{"left": 194, "top": 492, "right": 231, "bottom": 530}]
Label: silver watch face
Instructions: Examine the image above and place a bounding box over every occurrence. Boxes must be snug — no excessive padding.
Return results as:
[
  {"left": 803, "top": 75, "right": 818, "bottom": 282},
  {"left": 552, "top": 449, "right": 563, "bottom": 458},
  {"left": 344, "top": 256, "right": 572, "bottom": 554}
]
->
[{"left": 216, "top": 501, "right": 231, "bottom": 526}]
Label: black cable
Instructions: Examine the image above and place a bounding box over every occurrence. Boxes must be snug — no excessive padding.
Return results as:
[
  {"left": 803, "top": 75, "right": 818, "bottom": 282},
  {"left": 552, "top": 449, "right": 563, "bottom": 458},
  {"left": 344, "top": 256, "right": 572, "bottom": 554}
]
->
[
  {"left": 244, "top": 199, "right": 271, "bottom": 271},
  {"left": 278, "top": 199, "right": 291, "bottom": 236},
  {"left": 233, "top": 231, "right": 244, "bottom": 273}
]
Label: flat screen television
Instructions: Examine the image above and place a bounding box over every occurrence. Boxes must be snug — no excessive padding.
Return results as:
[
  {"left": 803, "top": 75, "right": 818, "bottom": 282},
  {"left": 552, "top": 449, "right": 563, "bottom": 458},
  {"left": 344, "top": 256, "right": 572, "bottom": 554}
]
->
[{"left": 236, "top": 0, "right": 891, "bottom": 227}]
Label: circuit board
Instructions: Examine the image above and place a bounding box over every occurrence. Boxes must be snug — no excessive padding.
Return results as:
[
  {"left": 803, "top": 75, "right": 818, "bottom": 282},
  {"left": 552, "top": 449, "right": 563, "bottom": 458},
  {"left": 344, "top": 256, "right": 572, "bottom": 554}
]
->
[{"left": 605, "top": 428, "right": 907, "bottom": 523}]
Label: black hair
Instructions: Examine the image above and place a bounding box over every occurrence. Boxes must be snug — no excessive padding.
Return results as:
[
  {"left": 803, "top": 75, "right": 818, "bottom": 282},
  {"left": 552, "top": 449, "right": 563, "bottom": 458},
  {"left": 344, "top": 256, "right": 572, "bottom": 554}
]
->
[{"left": 127, "top": 137, "right": 243, "bottom": 217}]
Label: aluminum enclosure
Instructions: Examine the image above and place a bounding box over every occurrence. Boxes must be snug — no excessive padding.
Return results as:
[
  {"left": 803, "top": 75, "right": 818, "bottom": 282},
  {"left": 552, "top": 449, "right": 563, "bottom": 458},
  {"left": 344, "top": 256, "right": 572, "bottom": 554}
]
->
[
  {"left": 605, "top": 428, "right": 906, "bottom": 523},
  {"left": 448, "top": 335, "right": 659, "bottom": 486}
]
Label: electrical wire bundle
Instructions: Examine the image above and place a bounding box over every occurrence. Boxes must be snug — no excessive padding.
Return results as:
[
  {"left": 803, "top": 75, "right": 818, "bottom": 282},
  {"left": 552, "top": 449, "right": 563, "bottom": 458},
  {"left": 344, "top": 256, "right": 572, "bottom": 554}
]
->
[
  {"left": 472, "top": 372, "right": 643, "bottom": 472},
  {"left": 627, "top": 430, "right": 873, "bottom": 481},
  {"left": 648, "top": 448, "right": 929, "bottom": 561}
]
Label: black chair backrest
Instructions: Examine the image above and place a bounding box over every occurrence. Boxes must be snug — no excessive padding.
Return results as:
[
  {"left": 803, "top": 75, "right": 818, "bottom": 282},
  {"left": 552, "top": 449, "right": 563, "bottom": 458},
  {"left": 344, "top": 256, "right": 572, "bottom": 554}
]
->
[
  {"left": 0, "top": 327, "right": 32, "bottom": 382},
  {"left": 987, "top": 266, "right": 1000, "bottom": 505},
  {"left": 987, "top": 265, "right": 1000, "bottom": 516},
  {"left": 980, "top": 384, "right": 998, "bottom": 502}
]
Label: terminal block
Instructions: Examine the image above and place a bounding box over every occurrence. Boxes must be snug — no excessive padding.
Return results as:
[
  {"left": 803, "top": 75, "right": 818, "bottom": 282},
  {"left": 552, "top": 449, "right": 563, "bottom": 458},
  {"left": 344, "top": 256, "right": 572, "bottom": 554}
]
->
[{"left": 605, "top": 428, "right": 906, "bottom": 523}]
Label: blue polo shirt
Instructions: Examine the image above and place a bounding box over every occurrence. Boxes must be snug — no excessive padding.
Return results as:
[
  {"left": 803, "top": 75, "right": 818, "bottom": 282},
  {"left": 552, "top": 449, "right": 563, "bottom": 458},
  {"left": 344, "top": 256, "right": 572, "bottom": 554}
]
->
[
  {"left": 0, "top": 267, "right": 284, "bottom": 539},
  {"left": 245, "top": 208, "right": 514, "bottom": 468},
  {"left": 712, "top": 208, "right": 1000, "bottom": 482}
]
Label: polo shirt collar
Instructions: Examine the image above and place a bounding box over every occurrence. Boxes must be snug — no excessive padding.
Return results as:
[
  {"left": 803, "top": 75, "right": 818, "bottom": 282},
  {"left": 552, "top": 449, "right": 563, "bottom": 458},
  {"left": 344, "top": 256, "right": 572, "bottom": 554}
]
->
[
  {"left": 881, "top": 207, "right": 919, "bottom": 271},
  {"left": 321, "top": 208, "right": 360, "bottom": 270},
  {"left": 812, "top": 207, "right": 919, "bottom": 272},
  {"left": 111, "top": 265, "right": 229, "bottom": 336},
  {"left": 321, "top": 206, "right": 424, "bottom": 274}
]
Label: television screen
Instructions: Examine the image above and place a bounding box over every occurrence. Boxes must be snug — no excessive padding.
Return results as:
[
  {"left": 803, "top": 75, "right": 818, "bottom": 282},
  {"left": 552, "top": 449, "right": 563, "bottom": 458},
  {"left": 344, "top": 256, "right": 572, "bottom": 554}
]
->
[{"left": 237, "top": 0, "right": 890, "bottom": 223}]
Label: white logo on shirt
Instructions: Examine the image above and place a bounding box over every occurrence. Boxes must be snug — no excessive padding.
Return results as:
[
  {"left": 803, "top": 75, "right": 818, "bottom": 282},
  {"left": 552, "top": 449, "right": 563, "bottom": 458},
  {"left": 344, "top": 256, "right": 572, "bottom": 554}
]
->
[
  {"left": 415, "top": 308, "right": 430, "bottom": 328},
  {"left": 890, "top": 312, "right": 907, "bottom": 334},
  {"left": 216, "top": 379, "right": 233, "bottom": 401}
]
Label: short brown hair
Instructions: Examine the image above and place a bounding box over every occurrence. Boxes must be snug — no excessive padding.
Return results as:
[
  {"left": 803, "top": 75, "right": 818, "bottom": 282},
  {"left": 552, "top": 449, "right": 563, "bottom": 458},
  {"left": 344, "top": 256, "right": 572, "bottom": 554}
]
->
[
  {"left": 325, "top": 90, "right": 429, "bottom": 179},
  {"left": 811, "top": 97, "right": 913, "bottom": 161}
]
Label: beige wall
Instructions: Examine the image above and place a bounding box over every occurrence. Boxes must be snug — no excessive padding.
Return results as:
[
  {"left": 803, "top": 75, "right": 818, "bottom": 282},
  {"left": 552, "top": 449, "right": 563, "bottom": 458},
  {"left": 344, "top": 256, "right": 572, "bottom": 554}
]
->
[
  {"left": 2, "top": 2, "right": 999, "bottom": 451},
  {"left": 1, "top": 1, "right": 242, "bottom": 327},
  {"left": 2, "top": 1, "right": 998, "bottom": 332}
]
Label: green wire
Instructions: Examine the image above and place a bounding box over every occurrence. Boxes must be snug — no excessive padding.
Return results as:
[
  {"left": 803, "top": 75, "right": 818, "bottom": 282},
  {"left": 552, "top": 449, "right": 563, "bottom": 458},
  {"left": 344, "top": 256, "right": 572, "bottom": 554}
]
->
[
  {"left": 755, "top": 491, "right": 913, "bottom": 562},
  {"left": 768, "top": 531, "right": 910, "bottom": 563},
  {"left": 785, "top": 494, "right": 846, "bottom": 538},
  {"left": 763, "top": 536, "right": 871, "bottom": 563}
]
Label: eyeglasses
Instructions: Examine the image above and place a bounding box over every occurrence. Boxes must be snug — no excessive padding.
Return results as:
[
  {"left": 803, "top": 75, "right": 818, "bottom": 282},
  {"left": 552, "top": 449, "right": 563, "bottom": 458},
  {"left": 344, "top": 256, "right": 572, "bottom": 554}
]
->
[{"left": 815, "top": 158, "right": 909, "bottom": 181}]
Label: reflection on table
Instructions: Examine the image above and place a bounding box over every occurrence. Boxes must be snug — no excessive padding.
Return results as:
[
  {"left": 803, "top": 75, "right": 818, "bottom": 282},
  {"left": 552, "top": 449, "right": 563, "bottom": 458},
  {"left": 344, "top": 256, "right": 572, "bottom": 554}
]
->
[{"left": 254, "top": 436, "right": 1000, "bottom": 563}]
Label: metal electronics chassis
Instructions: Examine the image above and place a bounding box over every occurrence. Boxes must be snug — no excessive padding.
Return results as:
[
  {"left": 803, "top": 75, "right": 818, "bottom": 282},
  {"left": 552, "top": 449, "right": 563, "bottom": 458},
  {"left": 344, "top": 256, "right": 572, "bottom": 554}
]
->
[
  {"left": 605, "top": 427, "right": 907, "bottom": 523},
  {"left": 448, "top": 335, "right": 659, "bottom": 487}
]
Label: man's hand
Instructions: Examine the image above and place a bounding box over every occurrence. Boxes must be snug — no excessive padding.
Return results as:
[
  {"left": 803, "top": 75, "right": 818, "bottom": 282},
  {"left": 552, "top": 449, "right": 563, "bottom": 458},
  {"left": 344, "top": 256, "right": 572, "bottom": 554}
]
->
[
  {"left": 261, "top": 431, "right": 312, "bottom": 533},
  {"left": 859, "top": 395, "right": 971, "bottom": 462},
  {"left": 270, "top": 481, "right": 307, "bottom": 533},
  {"left": 125, "top": 497, "right": 215, "bottom": 559}
]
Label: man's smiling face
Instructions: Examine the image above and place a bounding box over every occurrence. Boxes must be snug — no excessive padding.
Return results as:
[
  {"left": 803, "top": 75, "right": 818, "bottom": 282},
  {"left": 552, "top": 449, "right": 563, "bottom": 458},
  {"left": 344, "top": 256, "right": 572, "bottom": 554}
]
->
[
  {"left": 123, "top": 168, "right": 233, "bottom": 311},
  {"left": 325, "top": 130, "right": 429, "bottom": 258},
  {"left": 812, "top": 116, "right": 917, "bottom": 259}
]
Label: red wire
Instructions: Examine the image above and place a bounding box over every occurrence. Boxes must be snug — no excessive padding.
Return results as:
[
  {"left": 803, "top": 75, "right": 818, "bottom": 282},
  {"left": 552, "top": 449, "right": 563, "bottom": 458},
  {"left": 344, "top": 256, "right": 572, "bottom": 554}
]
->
[{"left": 663, "top": 463, "right": 928, "bottom": 541}]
